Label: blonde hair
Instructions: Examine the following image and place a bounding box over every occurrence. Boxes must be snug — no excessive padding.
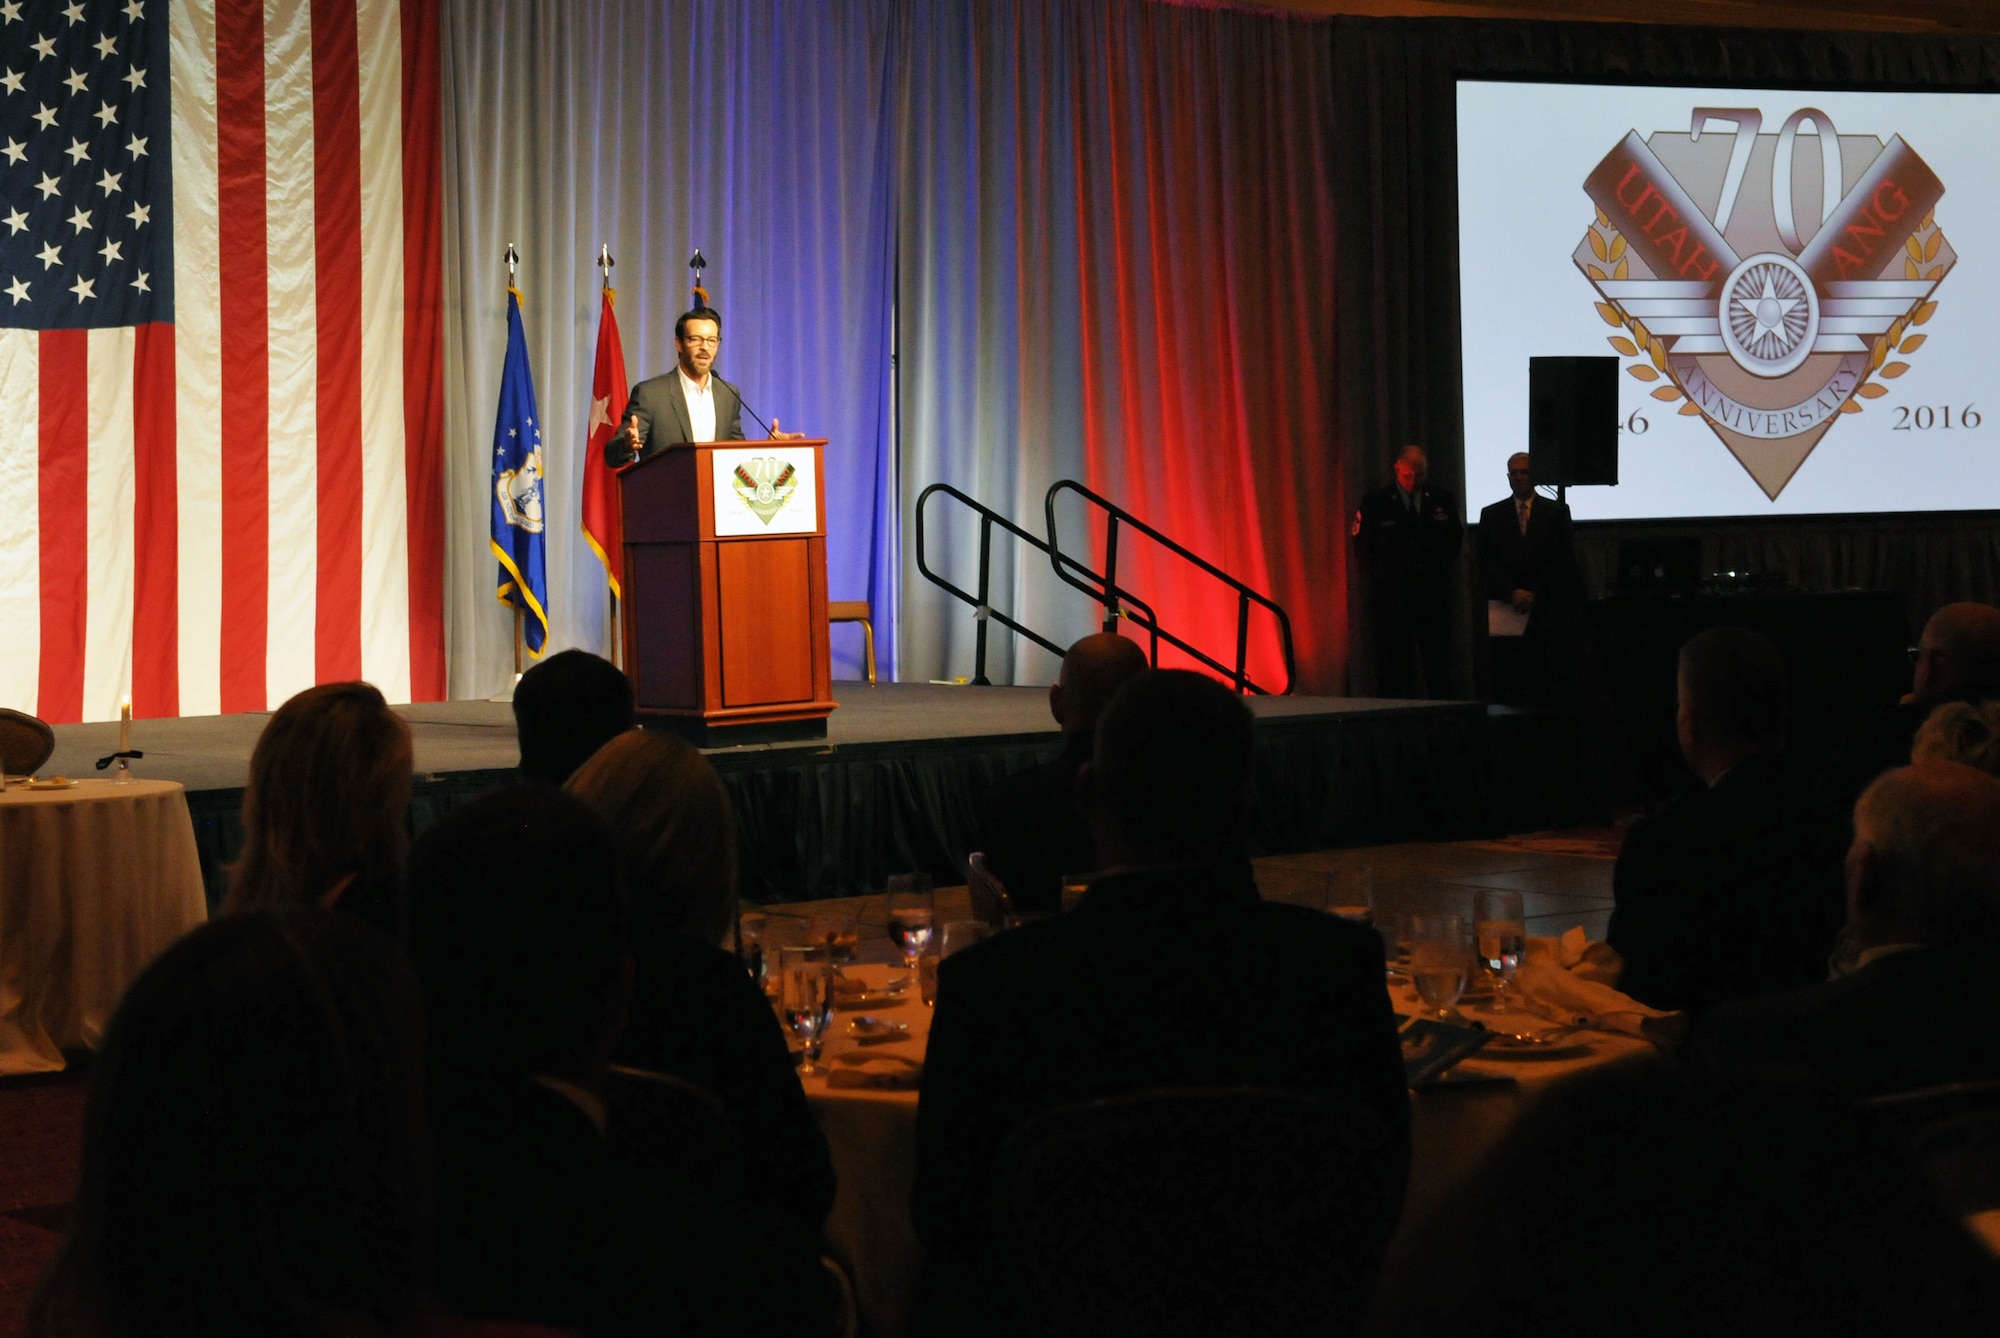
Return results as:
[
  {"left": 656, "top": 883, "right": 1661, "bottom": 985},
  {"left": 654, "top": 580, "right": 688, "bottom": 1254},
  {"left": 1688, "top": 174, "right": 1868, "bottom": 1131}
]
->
[
  {"left": 565, "top": 729, "right": 738, "bottom": 945},
  {"left": 225, "top": 683, "right": 412, "bottom": 914},
  {"left": 1912, "top": 699, "right": 2000, "bottom": 776}
]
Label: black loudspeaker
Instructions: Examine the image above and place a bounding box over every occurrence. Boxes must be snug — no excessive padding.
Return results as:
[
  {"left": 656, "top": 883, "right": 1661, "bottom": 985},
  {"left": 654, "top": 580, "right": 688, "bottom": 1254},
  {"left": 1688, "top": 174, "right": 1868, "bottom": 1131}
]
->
[{"left": 1528, "top": 356, "right": 1619, "bottom": 487}]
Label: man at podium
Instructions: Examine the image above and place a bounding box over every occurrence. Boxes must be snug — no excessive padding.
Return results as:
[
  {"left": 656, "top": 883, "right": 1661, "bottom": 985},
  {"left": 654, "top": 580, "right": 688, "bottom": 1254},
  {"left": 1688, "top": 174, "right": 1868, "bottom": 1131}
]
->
[{"left": 605, "top": 306, "right": 745, "bottom": 466}]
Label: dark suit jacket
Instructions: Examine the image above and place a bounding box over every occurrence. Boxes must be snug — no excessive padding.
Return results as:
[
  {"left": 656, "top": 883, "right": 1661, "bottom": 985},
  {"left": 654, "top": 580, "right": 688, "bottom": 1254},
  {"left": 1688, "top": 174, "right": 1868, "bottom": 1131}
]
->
[
  {"left": 1821, "top": 681, "right": 2000, "bottom": 818},
  {"left": 1608, "top": 752, "right": 1848, "bottom": 1017},
  {"left": 428, "top": 1069, "right": 831, "bottom": 1338},
  {"left": 1352, "top": 484, "right": 1462, "bottom": 603},
  {"left": 1687, "top": 944, "right": 2000, "bottom": 1098},
  {"left": 605, "top": 369, "right": 745, "bottom": 466},
  {"left": 615, "top": 934, "right": 835, "bottom": 1226},
  {"left": 970, "top": 732, "right": 1096, "bottom": 919},
  {"left": 1476, "top": 492, "right": 1575, "bottom": 605},
  {"left": 912, "top": 859, "right": 1409, "bottom": 1322}
]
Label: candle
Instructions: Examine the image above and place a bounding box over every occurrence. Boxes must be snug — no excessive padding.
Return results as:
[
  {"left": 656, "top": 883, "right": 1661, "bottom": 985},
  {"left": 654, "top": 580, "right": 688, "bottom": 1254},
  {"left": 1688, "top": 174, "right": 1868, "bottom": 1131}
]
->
[{"left": 119, "top": 697, "right": 131, "bottom": 753}]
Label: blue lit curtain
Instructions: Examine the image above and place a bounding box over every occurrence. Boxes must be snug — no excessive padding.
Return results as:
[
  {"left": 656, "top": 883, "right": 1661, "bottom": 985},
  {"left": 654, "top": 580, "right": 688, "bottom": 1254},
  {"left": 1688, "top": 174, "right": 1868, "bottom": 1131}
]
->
[{"left": 441, "top": 0, "right": 899, "bottom": 694}]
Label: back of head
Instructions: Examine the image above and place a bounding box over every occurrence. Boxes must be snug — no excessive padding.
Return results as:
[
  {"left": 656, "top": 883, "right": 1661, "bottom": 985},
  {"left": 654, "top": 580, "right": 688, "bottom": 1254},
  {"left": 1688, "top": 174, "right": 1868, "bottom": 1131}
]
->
[
  {"left": 1678, "top": 625, "right": 1788, "bottom": 753},
  {"left": 32, "top": 910, "right": 428, "bottom": 1338},
  {"left": 1852, "top": 760, "right": 2000, "bottom": 946},
  {"left": 228, "top": 681, "right": 413, "bottom": 915},
  {"left": 1917, "top": 601, "right": 2000, "bottom": 699},
  {"left": 1090, "top": 669, "right": 1255, "bottom": 861},
  {"left": 1055, "top": 633, "right": 1150, "bottom": 734},
  {"left": 566, "top": 728, "right": 738, "bottom": 945},
  {"left": 1912, "top": 699, "right": 2000, "bottom": 775},
  {"left": 512, "top": 649, "right": 636, "bottom": 786},
  {"left": 405, "top": 784, "right": 625, "bottom": 1079}
]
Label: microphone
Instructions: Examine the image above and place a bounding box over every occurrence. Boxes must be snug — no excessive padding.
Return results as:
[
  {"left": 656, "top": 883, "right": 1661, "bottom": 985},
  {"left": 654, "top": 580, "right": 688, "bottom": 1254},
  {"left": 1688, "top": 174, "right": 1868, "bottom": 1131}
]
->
[{"left": 711, "top": 373, "right": 775, "bottom": 438}]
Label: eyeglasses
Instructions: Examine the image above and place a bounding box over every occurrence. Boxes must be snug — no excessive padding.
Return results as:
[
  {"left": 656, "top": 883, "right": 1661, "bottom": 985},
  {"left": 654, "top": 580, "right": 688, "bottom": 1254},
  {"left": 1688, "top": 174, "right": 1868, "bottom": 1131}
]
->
[{"left": 680, "top": 335, "right": 719, "bottom": 348}]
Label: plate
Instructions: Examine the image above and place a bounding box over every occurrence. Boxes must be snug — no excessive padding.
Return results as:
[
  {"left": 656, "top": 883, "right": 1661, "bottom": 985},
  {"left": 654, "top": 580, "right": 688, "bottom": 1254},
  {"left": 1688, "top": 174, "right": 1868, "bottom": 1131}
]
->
[
  {"left": 22, "top": 777, "right": 76, "bottom": 791},
  {"left": 1472, "top": 1033, "right": 1595, "bottom": 1061},
  {"left": 846, "top": 1015, "right": 911, "bottom": 1043}
]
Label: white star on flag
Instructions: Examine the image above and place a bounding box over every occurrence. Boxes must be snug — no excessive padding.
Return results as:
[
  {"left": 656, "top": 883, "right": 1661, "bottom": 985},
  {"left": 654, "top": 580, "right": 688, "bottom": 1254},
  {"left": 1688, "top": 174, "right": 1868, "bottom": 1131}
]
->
[
  {"left": 5, "top": 276, "right": 29, "bottom": 304},
  {"left": 69, "top": 274, "right": 94, "bottom": 302},
  {"left": 35, "top": 240, "right": 59, "bottom": 268},
  {"left": 3, "top": 208, "right": 26, "bottom": 234},
  {"left": 589, "top": 394, "right": 611, "bottom": 432}
]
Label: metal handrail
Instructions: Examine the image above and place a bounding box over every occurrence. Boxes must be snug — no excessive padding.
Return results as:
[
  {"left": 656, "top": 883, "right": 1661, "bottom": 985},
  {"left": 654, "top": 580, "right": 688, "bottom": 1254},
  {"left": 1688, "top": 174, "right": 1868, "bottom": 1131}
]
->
[
  {"left": 1044, "top": 480, "right": 1296, "bottom": 695},
  {"left": 914, "top": 483, "right": 1162, "bottom": 685}
]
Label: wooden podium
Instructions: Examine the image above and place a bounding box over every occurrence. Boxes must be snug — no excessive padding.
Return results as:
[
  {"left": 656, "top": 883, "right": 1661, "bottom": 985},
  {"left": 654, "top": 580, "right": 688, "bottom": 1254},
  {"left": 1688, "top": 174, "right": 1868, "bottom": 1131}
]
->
[{"left": 618, "top": 439, "right": 836, "bottom": 744}]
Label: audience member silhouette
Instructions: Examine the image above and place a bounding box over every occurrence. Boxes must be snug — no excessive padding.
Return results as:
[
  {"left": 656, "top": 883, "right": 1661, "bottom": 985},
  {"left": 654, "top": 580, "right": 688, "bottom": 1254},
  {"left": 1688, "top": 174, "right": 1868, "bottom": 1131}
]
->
[
  {"left": 970, "top": 632, "right": 1149, "bottom": 920},
  {"left": 513, "top": 649, "right": 636, "bottom": 786},
  {"left": 914, "top": 669, "right": 1408, "bottom": 1335},
  {"left": 1689, "top": 761, "right": 2000, "bottom": 1098},
  {"left": 223, "top": 681, "right": 413, "bottom": 936},
  {"left": 566, "top": 728, "right": 835, "bottom": 1225},
  {"left": 1826, "top": 600, "right": 2000, "bottom": 813},
  {"left": 1364, "top": 1064, "right": 2000, "bottom": 1338},
  {"left": 28, "top": 909, "right": 560, "bottom": 1338},
  {"left": 404, "top": 785, "right": 833, "bottom": 1337},
  {"left": 1608, "top": 626, "right": 1847, "bottom": 1015}
]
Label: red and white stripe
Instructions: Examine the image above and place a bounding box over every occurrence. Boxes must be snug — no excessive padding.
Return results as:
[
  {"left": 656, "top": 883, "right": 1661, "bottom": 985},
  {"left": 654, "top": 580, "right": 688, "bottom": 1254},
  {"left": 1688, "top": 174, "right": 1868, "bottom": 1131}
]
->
[{"left": 0, "top": 0, "right": 442, "bottom": 724}]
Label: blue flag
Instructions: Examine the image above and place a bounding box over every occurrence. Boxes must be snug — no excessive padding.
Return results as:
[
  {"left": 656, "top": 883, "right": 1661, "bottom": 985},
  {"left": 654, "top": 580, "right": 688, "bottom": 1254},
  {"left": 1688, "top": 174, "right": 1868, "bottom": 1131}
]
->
[{"left": 490, "top": 289, "right": 550, "bottom": 654}]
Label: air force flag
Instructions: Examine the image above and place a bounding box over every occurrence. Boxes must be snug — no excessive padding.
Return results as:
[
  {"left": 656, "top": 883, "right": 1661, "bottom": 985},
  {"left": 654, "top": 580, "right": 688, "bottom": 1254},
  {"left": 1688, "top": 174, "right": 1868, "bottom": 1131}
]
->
[{"left": 490, "top": 289, "right": 549, "bottom": 654}]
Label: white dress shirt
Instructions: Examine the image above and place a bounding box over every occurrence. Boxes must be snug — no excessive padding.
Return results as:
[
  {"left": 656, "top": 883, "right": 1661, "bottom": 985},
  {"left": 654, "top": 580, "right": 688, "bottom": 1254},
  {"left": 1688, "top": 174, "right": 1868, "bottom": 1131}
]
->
[{"left": 678, "top": 366, "right": 718, "bottom": 443}]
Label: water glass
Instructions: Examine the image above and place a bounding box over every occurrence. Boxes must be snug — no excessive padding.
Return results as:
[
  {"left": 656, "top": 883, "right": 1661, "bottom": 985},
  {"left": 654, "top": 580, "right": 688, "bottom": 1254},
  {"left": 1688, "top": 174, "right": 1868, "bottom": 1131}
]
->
[
  {"left": 1408, "top": 912, "right": 1470, "bottom": 1022},
  {"left": 1475, "top": 889, "right": 1527, "bottom": 1011},
  {"left": 939, "top": 919, "right": 990, "bottom": 958},
  {"left": 736, "top": 909, "right": 767, "bottom": 989},
  {"left": 886, "top": 873, "right": 936, "bottom": 970},
  {"left": 1329, "top": 868, "right": 1374, "bottom": 925},
  {"left": 778, "top": 945, "right": 833, "bottom": 1076}
]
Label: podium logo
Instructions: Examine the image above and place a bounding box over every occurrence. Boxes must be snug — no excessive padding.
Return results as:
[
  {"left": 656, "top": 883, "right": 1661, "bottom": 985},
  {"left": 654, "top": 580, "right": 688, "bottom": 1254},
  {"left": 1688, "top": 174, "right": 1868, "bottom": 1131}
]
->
[
  {"left": 1577, "top": 108, "right": 1954, "bottom": 498},
  {"left": 731, "top": 457, "right": 800, "bottom": 524}
]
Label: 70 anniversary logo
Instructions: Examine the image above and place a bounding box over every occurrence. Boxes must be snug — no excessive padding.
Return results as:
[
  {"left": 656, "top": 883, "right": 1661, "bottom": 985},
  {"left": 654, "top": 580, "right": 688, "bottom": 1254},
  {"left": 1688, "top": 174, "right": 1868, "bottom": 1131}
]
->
[{"left": 1576, "top": 108, "right": 1954, "bottom": 499}]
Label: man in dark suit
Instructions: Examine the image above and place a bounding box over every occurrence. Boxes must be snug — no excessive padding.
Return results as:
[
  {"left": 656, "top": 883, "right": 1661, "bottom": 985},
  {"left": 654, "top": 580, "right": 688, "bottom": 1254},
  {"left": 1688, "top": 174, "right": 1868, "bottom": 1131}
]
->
[
  {"left": 405, "top": 785, "right": 833, "bottom": 1337},
  {"left": 1607, "top": 627, "right": 1848, "bottom": 1017},
  {"left": 971, "top": 630, "right": 1149, "bottom": 918},
  {"left": 1476, "top": 451, "right": 1577, "bottom": 705},
  {"left": 1352, "top": 444, "right": 1461, "bottom": 697},
  {"left": 604, "top": 306, "right": 746, "bottom": 465},
  {"left": 914, "top": 670, "right": 1409, "bottom": 1332},
  {"left": 1689, "top": 759, "right": 2000, "bottom": 1098}
]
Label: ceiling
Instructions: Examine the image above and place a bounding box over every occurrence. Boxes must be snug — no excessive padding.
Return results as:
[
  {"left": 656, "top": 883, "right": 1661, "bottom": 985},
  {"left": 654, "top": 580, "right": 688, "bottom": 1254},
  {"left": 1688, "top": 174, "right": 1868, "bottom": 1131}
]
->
[{"left": 1241, "top": 0, "right": 2000, "bottom": 35}]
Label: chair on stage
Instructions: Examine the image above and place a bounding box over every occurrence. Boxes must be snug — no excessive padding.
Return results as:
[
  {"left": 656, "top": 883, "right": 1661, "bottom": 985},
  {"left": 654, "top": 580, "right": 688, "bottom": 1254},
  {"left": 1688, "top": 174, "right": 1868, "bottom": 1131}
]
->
[
  {"left": 0, "top": 708, "right": 55, "bottom": 777},
  {"left": 996, "top": 1085, "right": 1401, "bottom": 1338},
  {"left": 829, "top": 600, "right": 877, "bottom": 686}
]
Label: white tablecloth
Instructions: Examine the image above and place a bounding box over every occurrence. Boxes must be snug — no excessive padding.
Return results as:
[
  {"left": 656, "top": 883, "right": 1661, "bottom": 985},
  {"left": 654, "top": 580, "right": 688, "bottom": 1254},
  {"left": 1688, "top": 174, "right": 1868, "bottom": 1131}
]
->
[{"left": 0, "top": 778, "right": 209, "bottom": 1074}]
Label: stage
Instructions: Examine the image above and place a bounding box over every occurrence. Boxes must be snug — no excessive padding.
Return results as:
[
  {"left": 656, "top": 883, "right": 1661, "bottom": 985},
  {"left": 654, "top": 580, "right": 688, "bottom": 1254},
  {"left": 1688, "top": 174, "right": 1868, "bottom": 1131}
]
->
[{"left": 45, "top": 685, "right": 1586, "bottom": 906}]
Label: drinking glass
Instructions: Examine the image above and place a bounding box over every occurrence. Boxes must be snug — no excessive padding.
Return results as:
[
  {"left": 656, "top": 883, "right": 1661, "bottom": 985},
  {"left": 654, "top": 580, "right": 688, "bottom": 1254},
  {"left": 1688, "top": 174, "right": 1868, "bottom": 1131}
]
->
[
  {"left": 736, "top": 908, "right": 767, "bottom": 992},
  {"left": 779, "top": 945, "right": 834, "bottom": 1076},
  {"left": 886, "top": 873, "right": 936, "bottom": 972},
  {"left": 807, "top": 907, "right": 860, "bottom": 962},
  {"left": 1329, "top": 869, "right": 1374, "bottom": 925},
  {"left": 1408, "top": 913, "right": 1470, "bottom": 1022},
  {"left": 1475, "top": 889, "right": 1527, "bottom": 1012}
]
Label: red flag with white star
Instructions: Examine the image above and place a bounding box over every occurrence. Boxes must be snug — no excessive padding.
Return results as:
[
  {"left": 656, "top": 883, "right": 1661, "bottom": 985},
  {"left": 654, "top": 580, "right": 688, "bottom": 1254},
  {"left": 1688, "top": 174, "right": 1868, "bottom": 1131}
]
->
[{"left": 581, "top": 285, "right": 626, "bottom": 597}]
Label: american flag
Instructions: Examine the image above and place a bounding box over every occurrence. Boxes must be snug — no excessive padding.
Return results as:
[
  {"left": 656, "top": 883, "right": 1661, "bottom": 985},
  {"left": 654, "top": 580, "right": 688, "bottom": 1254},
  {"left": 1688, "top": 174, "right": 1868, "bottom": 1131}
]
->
[{"left": 0, "top": 0, "right": 443, "bottom": 723}]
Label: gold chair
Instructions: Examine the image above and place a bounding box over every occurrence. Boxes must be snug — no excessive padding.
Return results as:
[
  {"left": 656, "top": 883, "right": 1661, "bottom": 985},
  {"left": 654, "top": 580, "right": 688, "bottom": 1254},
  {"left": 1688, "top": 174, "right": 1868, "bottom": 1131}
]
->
[
  {"left": 0, "top": 707, "right": 56, "bottom": 777},
  {"left": 828, "top": 600, "right": 877, "bottom": 685}
]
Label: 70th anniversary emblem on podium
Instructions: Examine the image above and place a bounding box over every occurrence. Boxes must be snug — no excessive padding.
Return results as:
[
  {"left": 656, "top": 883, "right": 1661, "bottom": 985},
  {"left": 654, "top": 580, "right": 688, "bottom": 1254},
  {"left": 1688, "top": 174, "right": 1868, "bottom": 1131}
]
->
[{"left": 1577, "top": 108, "right": 1955, "bottom": 499}]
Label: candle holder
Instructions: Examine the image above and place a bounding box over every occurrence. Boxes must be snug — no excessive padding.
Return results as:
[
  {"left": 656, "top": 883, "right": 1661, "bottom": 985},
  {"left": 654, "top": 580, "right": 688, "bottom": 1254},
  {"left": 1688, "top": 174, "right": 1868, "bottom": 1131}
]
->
[{"left": 94, "top": 749, "right": 145, "bottom": 784}]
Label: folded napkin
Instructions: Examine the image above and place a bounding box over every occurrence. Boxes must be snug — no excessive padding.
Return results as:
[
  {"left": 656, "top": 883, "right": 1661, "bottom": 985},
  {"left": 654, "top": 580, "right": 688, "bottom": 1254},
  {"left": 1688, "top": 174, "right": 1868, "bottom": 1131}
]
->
[
  {"left": 1522, "top": 926, "right": 1622, "bottom": 984},
  {"left": 825, "top": 1053, "right": 922, "bottom": 1091},
  {"left": 1517, "top": 947, "right": 1686, "bottom": 1048}
]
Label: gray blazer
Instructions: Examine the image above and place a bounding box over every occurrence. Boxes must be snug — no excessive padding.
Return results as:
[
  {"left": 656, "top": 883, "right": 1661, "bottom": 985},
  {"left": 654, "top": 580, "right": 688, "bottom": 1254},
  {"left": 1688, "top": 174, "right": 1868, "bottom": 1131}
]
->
[{"left": 606, "top": 370, "right": 746, "bottom": 466}]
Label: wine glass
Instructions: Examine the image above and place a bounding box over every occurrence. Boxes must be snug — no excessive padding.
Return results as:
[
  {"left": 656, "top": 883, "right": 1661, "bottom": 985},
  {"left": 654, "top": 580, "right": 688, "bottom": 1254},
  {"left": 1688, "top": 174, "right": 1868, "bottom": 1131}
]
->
[
  {"left": 886, "top": 873, "right": 935, "bottom": 974},
  {"left": 1408, "top": 912, "right": 1470, "bottom": 1022},
  {"left": 1475, "top": 889, "right": 1527, "bottom": 1012},
  {"left": 778, "top": 945, "right": 833, "bottom": 1076}
]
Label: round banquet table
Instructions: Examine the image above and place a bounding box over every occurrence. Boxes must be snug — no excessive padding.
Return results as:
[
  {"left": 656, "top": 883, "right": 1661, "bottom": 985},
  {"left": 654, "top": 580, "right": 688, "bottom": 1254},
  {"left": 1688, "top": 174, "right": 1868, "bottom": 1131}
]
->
[
  {"left": 798, "top": 959, "right": 1663, "bottom": 1338},
  {"left": 0, "top": 778, "right": 209, "bottom": 1074}
]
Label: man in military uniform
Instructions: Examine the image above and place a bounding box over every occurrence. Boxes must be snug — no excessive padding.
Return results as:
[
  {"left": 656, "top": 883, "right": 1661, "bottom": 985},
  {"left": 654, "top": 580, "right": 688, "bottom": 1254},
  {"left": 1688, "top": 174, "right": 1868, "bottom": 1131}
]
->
[{"left": 1353, "top": 445, "right": 1462, "bottom": 698}]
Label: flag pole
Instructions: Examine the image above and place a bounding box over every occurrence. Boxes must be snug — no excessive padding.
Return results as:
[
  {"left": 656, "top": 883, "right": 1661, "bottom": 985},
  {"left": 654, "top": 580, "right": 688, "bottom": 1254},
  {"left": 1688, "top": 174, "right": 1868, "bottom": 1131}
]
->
[{"left": 599, "top": 243, "right": 622, "bottom": 669}]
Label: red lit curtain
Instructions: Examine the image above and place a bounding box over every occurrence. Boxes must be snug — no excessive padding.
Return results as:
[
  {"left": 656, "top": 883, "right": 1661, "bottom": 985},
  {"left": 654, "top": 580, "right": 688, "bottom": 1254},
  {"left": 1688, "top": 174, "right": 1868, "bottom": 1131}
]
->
[{"left": 896, "top": 0, "right": 1344, "bottom": 692}]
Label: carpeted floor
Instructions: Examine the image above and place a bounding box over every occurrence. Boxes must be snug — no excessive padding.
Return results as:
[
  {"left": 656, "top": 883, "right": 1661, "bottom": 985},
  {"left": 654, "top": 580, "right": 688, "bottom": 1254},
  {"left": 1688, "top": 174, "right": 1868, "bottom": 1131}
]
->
[{"left": 0, "top": 1073, "right": 88, "bottom": 1338}]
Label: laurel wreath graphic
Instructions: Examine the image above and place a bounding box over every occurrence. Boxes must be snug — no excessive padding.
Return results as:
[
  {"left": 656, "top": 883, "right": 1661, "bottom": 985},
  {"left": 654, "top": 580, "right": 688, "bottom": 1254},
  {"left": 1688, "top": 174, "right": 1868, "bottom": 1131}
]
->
[{"left": 1581, "top": 208, "right": 1946, "bottom": 422}]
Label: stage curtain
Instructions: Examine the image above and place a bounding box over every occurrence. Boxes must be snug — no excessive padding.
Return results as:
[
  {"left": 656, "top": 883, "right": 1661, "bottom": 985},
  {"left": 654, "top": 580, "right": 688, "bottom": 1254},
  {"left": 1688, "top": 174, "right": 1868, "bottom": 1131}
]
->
[
  {"left": 438, "top": 0, "right": 900, "bottom": 695},
  {"left": 895, "top": 1, "right": 1344, "bottom": 692}
]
